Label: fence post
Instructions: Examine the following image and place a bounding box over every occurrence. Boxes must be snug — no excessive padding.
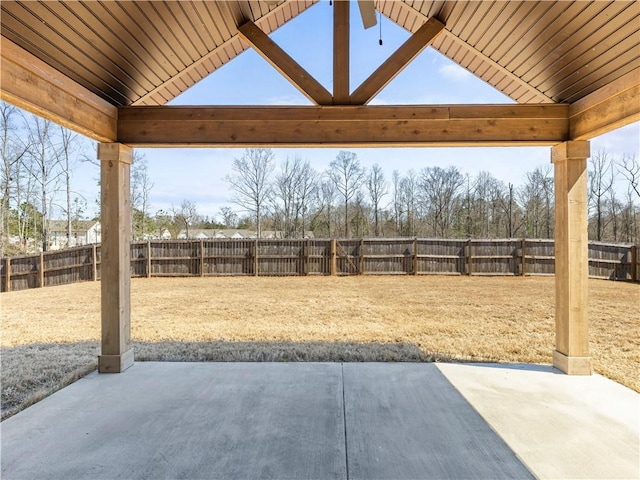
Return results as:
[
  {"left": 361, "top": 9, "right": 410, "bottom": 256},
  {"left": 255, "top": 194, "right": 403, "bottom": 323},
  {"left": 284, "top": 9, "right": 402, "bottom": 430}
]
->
[
  {"left": 39, "top": 251, "right": 45, "bottom": 288},
  {"left": 92, "top": 244, "right": 98, "bottom": 281},
  {"left": 632, "top": 245, "right": 638, "bottom": 282},
  {"left": 146, "top": 241, "right": 151, "bottom": 278},
  {"left": 330, "top": 239, "right": 337, "bottom": 276},
  {"left": 305, "top": 238, "right": 311, "bottom": 276},
  {"left": 413, "top": 238, "right": 418, "bottom": 275},
  {"left": 359, "top": 238, "right": 365, "bottom": 275},
  {"left": 199, "top": 239, "right": 205, "bottom": 277},
  {"left": 5, "top": 257, "right": 10, "bottom": 292},
  {"left": 521, "top": 238, "right": 526, "bottom": 276},
  {"left": 254, "top": 238, "right": 259, "bottom": 276},
  {"left": 467, "top": 239, "right": 473, "bottom": 275}
]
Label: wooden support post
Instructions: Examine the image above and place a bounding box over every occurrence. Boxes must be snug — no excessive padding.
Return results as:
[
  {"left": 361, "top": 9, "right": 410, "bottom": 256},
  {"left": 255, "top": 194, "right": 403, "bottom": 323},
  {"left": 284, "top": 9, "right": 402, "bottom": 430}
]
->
[
  {"left": 254, "top": 238, "right": 259, "bottom": 276},
  {"left": 92, "top": 244, "right": 98, "bottom": 281},
  {"left": 98, "top": 143, "right": 133, "bottom": 373},
  {"left": 330, "top": 239, "right": 337, "bottom": 276},
  {"left": 199, "top": 239, "right": 205, "bottom": 277},
  {"left": 467, "top": 239, "right": 473, "bottom": 275},
  {"left": 39, "top": 251, "right": 44, "bottom": 288},
  {"left": 359, "top": 238, "right": 365, "bottom": 275},
  {"left": 413, "top": 238, "right": 418, "bottom": 275},
  {"left": 521, "top": 238, "right": 527, "bottom": 276},
  {"left": 631, "top": 245, "right": 638, "bottom": 282},
  {"left": 146, "top": 241, "right": 152, "bottom": 278},
  {"left": 5, "top": 257, "right": 10, "bottom": 292},
  {"left": 552, "top": 141, "right": 591, "bottom": 375}
]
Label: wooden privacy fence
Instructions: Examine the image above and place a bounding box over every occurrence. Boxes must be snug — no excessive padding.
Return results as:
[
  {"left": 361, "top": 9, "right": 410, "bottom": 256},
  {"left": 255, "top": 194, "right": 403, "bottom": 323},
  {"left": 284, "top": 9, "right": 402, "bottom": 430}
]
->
[{"left": 1, "top": 238, "right": 638, "bottom": 292}]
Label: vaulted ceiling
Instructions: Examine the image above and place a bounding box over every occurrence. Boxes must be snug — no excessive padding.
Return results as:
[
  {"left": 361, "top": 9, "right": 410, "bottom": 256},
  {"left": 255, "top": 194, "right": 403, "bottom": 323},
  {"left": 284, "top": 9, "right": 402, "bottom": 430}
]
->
[{"left": 1, "top": 0, "right": 638, "bottom": 147}]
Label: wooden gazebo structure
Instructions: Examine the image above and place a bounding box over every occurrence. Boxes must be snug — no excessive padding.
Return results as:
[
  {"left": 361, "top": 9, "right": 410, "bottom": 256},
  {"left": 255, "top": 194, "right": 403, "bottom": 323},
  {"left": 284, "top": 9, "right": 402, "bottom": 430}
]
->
[{"left": 2, "top": 0, "right": 638, "bottom": 374}]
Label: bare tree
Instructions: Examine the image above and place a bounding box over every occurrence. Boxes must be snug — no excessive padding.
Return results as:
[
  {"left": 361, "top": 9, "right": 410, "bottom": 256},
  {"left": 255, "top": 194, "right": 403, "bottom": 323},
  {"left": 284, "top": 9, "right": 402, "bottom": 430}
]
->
[
  {"left": 619, "top": 154, "right": 640, "bottom": 199},
  {"left": 130, "top": 152, "right": 154, "bottom": 240},
  {"left": 225, "top": 148, "right": 275, "bottom": 238},
  {"left": 273, "top": 156, "right": 317, "bottom": 238},
  {"left": 420, "top": 166, "right": 464, "bottom": 237},
  {"left": 391, "top": 170, "right": 403, "bottom": 236},
  {"left": 24, "top": 115, "right": 62, "bottom": 251},
  {"left": 219, "top": 207, "right": 238, "bottom": 228},
  {"left": 588, "top": 150, "right": 614, "bottom": 241},
  {"left": 0, "top": 103, "right": 29, "bottom": 255},
  {"left": 328, "top": 151, "right": 365, "bottom": 238},
  {"left": 518, "top": 166, "right": 553, "bottom": 238},
  {"left": 367, "top": 163, "right": 388, "bottom": 237},
  {"left": 172, "top": 200, "right": 198, "bottom": 239},
  {"left": 399, "top": 170, "right": 418, "bottom": 236}
]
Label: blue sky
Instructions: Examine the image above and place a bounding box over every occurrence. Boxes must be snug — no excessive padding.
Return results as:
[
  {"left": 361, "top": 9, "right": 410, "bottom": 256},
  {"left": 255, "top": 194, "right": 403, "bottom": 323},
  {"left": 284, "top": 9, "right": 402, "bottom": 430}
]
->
[{"left": 73, "top": 1, "right": 639, "bottom": 220}]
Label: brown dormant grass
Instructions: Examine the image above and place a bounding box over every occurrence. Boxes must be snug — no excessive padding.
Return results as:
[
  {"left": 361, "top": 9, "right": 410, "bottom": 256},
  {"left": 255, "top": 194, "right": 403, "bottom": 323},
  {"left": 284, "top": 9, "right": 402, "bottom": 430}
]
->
[{"left": 1, "top": 276, "right": 638, "bottom": 419}]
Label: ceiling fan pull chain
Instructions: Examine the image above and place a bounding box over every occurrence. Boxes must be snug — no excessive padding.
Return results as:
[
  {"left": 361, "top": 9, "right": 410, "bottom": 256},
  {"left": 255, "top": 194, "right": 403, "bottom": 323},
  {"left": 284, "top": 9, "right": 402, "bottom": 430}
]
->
[{"left": 379, "top": 10, "right": 383, "bottom": 45}]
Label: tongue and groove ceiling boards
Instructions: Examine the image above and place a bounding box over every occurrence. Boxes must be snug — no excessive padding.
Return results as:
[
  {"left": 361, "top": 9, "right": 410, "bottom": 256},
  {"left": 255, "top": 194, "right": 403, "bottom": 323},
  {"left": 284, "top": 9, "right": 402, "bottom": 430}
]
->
[{"left": 1, "top": 0, "right": 638, "bottom": 146}]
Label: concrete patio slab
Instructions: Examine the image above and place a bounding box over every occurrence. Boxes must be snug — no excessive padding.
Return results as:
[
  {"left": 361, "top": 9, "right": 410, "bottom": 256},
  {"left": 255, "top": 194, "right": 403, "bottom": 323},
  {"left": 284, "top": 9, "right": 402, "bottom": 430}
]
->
[
  {"left": 436, "top": 362, "right": 640, "bottom": 480},
  {"left": 342, "top": 363, "right": 533, "bottom": 479},
  {"left": 1, "top": 361, "right": 638, "bottom": 480}
]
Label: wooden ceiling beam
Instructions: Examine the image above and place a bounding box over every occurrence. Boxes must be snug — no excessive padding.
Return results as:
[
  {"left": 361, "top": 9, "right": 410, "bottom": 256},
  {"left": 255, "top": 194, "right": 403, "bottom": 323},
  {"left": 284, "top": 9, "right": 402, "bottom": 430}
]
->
[
  {"left": 569, "top": 67, "right": 640, "bottom": 140},
  {"left": 117, "top": 104, "right": 569, "bottom": 147},
  {"left": 0, "top": 37, "right": 117, "bottom": 142},
  {"left": 333, "top": 0, "right": 350, "bottom": 104},
  {"left": 349, "top": 17, "right": 445, "bottom": 105},
  {"left": 238, "top": 20, "right": 333, "bottom": 106}
]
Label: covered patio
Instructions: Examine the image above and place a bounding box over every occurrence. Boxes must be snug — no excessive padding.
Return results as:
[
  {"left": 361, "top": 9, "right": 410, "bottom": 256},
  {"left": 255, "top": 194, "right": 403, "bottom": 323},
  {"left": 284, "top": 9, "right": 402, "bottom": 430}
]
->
[
  {"left": 2, "top": 362, "right": 638, "bottom": 479},
  {"left": 1, "top": 0, "right": 639, "bottom": 477}
]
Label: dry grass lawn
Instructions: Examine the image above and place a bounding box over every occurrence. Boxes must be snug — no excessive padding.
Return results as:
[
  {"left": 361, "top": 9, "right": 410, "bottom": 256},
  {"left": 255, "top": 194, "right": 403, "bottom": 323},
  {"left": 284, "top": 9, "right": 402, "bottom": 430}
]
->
[{"left": 1, "top": 276, "right": 638, "bottom": 419}]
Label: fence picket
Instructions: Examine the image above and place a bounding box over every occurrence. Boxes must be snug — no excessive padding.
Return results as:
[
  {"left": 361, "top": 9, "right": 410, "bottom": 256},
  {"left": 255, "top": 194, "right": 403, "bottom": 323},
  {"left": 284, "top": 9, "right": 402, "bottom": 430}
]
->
[{"left": 1, "top": 238, "right": 638, "bottom": 292}]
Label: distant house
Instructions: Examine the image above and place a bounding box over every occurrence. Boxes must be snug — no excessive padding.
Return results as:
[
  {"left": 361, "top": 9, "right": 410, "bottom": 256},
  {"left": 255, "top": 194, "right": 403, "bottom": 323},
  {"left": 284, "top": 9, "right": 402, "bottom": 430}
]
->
[
  {"left": 175, "top": 229, "right": 314, "bottom": 240},
  {"left": 48, "top": 220, "right": 101, "bottom": 250}
]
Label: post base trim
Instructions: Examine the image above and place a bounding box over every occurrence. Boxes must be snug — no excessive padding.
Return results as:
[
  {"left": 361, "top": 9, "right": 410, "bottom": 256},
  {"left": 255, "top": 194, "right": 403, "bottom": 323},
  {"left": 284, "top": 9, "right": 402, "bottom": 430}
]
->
[
  {"left": 99, "top": 348, "right": 134, "bottom": 373},
  {"left": 553, "top": 350, "right": 592, "bottom": 375}
]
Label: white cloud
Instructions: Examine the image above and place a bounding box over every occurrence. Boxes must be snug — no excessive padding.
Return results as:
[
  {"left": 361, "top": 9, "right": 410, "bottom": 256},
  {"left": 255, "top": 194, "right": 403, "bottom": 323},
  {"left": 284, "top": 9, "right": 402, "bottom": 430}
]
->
[{"left": 438, "top": 63, "right": 473, "bottom": 82}]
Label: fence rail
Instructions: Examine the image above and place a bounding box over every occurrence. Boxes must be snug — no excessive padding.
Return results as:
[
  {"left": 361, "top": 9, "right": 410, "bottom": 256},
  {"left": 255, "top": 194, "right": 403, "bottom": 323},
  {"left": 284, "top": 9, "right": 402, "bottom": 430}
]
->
[{"left": 1, "top": 238, "right": 638, "bottom": 292}]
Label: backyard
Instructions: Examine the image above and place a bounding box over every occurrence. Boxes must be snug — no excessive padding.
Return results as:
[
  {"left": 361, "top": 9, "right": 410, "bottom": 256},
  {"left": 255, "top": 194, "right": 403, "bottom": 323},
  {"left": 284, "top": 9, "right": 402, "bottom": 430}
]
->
[{"left": 1, "top": 275, "right": 638, "bottom": 419}]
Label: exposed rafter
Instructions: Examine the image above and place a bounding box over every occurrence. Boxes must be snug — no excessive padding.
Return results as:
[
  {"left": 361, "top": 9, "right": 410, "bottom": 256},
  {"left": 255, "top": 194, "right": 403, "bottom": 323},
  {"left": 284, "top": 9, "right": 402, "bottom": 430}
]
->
[
  {"left": 238, "top": 20, "right": 333, "bottom": 106},
  {"left": 0, "top": 38, "right": 117, "bottom": 142},
  {"left": 569, "top": 67, "right": 640, "bottom": 140},
  {"left": 117, "top": 104, "right": 569, "bottom": 147},
  {"left": 350, "top": 17, "right": 445, "bottom": 105},
  {"left": 131, "top": 0, "right": 319, "bottom": 106},
  {"left": 333, "top": 0, "right": 350, "bottom": 104}
]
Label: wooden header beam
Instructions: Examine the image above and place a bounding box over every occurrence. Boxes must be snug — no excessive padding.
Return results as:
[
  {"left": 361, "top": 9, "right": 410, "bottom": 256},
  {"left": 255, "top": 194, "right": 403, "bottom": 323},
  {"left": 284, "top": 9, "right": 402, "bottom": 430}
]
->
[
  {"left": 569, "top": 67, "right": 640, "bottom": 140},
  {"left": 238, "top": 21, "right": 333, "bottom": 106},
  {"left": 350, "top": 17, "right": 445, "bottom": 105},
  {"left": 117, "top": 104, "right": 569, "bottom": 147},
  {"left": 333, "top": 0, "right": 350, "bottom": 104},
  {"left": 0, "top": 37, "right": 117, "bottom": 142}
]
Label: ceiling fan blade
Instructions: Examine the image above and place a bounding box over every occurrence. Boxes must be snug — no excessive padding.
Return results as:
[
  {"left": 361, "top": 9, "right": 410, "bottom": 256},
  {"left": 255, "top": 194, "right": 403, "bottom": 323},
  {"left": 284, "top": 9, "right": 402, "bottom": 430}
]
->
[{"left": 357, "top": 0, "right": 377, "bottom": 29}]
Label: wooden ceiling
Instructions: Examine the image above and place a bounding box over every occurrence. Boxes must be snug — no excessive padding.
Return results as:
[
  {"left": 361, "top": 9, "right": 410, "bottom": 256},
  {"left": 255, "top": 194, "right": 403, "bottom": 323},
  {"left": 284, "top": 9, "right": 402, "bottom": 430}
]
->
[{"left": 1, "top": 0, "right": 638, "bottom": 147}]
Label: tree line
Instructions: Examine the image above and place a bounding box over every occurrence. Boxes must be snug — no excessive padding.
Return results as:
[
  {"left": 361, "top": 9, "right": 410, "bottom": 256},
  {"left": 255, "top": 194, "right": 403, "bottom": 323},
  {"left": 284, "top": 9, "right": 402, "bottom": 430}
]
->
[
  {"left": 2, "top": 102, "right": 639, "bottom": 256},
  {"left": 222, "top": 148, "right": 639, "bottom": 243}
]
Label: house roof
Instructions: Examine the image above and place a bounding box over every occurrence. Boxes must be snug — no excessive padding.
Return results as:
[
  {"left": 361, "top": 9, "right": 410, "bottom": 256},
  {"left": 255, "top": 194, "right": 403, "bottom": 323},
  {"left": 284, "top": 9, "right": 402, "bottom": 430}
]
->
[
  {"left": 1, "top": 1, "right": 638, "bottom": 147},
  {"left": 1, "top": 0, "right": 637, "bottom": 108},
  {"left": 48, "top": 220, "right": 98, "bottom": 233}
]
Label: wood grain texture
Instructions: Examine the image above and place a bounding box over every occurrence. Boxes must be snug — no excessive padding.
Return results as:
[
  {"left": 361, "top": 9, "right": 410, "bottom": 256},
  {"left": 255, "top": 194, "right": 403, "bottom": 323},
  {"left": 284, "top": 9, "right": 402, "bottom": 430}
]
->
[
  {"left": 117, "top": 104, "right": 569, "bottom": 146},
  {"left": 552, "top": 141, "right": 591, "bottom": 374},
  {"left": 333, "top": 0, "right": 350, "bottom": 104},
  {"left": 98, "top": 143, "right": 133, "bottom": 373},
  {"left": 569, "top": 67, "right": 640, "bottom": 140},
  {"left": 0, "top": 38, "right": 117, "bottom": 142},
  {"left": 350, "top": 17, "right": 445, "bottom": 105},
  {"left": 238, "top": 21, "right": 332, "bottom": 105}
]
